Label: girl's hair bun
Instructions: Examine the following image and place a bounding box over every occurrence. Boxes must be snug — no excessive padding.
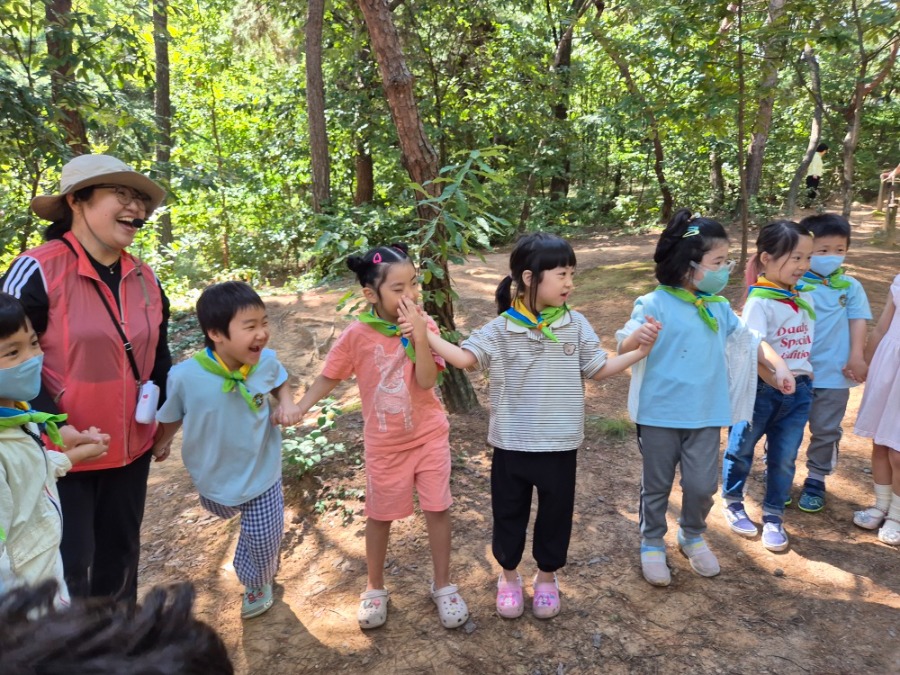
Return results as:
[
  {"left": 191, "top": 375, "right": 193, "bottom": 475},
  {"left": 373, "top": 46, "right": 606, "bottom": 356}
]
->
[
  {"left": 390, "top": 242, "right": 409, "bottom": 255},
  {"left": 346, "top": 255, "right": 365, "bottom": 273}
]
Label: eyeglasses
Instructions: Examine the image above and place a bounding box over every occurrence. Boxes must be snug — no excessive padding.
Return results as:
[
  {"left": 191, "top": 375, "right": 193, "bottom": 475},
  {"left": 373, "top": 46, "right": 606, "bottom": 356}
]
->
[
  {"left": 691, "top": 259, "right": 736, "bottom": 273},
  {"left": 95, "top": 184, "right": 153, "bottom": 210}
]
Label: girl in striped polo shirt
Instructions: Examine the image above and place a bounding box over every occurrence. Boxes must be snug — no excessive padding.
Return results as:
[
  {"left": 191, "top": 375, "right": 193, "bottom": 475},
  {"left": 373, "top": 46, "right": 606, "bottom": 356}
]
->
[{"left": 402, "top": 233, "right": 657, "bottom": 620}]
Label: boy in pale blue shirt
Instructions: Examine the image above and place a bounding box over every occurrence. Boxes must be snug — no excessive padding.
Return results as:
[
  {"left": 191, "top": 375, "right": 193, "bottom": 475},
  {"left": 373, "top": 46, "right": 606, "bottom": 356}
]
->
[
  {"left": 154, "top": 281, "right": 301, "bottom": 619},
  {"left": 796, "top": 214, "right": 871, "bottom": 512}
]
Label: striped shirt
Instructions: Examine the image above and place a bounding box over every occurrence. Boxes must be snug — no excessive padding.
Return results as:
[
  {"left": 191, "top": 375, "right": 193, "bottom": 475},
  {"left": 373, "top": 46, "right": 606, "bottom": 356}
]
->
[{"left": 461, "top": 309, "right": 607, "bottom": 452}]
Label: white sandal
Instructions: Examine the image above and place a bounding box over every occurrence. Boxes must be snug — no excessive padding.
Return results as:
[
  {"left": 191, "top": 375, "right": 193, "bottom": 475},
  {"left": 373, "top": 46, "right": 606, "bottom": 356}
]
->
[
  {"left": 357, "top": 588, "right": 389, "bottom": 629},
  {"left": 853, "top": 506, "right": 887, "bottom": 530},
  {"left": 430, "top": 582, "right": 469, "bottom": 628},
  {"left": 878, "top": 518, "right": 900, "bottom": 546}
]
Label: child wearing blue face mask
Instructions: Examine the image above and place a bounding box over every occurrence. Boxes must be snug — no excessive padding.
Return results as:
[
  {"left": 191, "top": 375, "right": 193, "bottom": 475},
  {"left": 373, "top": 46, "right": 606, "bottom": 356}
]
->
[
  {"left": 794, "top": 214, "right": 871, "bottom": 513},
  {"left": 0, "top": 293, "right": 109, "bottom": 608},
  {"left": 617, "top": 209, "right": 793, "bottom": 586}
]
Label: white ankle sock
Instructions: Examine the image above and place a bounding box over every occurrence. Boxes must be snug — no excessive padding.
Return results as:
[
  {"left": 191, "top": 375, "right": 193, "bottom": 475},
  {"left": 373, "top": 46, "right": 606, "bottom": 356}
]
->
[
  {"left": 874, "top": 483, "right": 893, "bottom": 512},
  {"left": 888, "top": 492, "right": 900, "bottom": 522}
]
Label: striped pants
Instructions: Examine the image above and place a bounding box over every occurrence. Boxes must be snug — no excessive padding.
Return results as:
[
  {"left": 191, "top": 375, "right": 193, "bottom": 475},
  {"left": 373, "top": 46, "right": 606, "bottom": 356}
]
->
[{"left": 200, "top": 480, "right": 284, "bottom": 589}]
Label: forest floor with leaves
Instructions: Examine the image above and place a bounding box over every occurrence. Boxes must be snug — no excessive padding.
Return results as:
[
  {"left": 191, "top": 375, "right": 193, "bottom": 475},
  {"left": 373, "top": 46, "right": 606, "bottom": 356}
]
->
[{"left": 140, "top": 203, "right": 899, "bottom": 675}]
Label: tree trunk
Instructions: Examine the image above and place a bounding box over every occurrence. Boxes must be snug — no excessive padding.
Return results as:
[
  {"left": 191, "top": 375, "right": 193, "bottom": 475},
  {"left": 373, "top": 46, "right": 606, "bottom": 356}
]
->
[
  {"left": 45, "top": 0, "right": 89, "bottom": 154},
  {"left": 709, "top": 146, "right": 725, "bottom": 214},
  {"left": 354, "top": 142, "right": 374, "bottom": 205},
  {"left": 840, "top": 7, "right": 899, "bottom": 217},
  {"left": 595, "top": 30, "right": 673, "bottom": 222},
  {"left": 519, "top": 138, "right": 547, "bottom": 231},
  {"left": 743, "top": 0, "right": 787, "bottom": 202},
  {"left": 785, "top": 43, "right": 823, "bottom": 216},
  {"left": 306, "top": 0, "right": 331, "bottom": 213},
  {"left": 736, "top": 0, "right": 751, "bottom": 273},
  {"left": 153, "top": 0, "right": 173, "bottom": 250},
  {"left": 356, "top": 0, "right": 479, "bottom": 413}
]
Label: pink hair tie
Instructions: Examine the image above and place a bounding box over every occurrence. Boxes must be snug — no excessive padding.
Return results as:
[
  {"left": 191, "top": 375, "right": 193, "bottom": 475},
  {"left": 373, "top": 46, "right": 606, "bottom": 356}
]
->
[{"left": 372, "top": 252, "right": 383, "bottom": 264}]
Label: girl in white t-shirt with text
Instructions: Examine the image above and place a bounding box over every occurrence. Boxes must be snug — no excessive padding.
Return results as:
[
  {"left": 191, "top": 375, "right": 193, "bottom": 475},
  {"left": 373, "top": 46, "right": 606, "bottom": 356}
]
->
[{"left": 722, "top": 220, "right": 815, "bottom": 553}]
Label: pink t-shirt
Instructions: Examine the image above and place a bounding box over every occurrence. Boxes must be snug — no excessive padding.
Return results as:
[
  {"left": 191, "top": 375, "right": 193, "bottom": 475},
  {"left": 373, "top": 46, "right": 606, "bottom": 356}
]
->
[{"left": 322, "top": 317, "right": 449, "bottom": 453}]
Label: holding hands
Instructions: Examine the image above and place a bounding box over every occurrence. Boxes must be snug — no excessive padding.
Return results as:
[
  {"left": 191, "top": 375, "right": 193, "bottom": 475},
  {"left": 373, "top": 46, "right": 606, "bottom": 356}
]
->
[
  {"left": 842, "top": 355, "right": 868, "bottom": 384},
  {"left": 59, "top": 425, "right": 110, "bottom": 465},
  {"left": 634, "top": 315, "right": 662, "bottom": 355},
  {"left": 271, "top": 400, "right": 304, "bottom": 428}
]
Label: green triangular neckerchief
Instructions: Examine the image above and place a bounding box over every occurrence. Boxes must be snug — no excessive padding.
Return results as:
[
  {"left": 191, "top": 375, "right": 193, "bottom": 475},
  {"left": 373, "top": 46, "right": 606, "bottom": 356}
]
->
[
  {"left": 657, "top": 285, "right": 727, "bottom": 332},
  {"left": 802, "top": 269, "right": 851, "bottom": 290},
  {"left": 0, "top": 407, "right": 67, "bottom": 447},
  {"left": 193, "top": 348, "right": 261, "bottom": 411},
  {"left": 358, "top": 310, "right": 416, "bottom": 362},
  {"left": 747, "top": 278, "right": 817, "bottom": 320},
  {"left": 501, "top": 299, "right": 568, "bottom": 342}
]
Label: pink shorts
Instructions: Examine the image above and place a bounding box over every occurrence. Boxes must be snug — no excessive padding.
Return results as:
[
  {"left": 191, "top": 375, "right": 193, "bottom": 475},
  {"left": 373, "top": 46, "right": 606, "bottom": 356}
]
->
[{"left": 364, "top": 435, "right": 452, "bottom": 520}]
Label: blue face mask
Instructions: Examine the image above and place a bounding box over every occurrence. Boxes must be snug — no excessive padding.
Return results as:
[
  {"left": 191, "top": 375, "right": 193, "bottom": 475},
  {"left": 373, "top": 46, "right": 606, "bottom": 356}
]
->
[
  {"left": 809, "top": 255, "right": 844, "bottom": 277},
  {"left": 0, "top": 354, "right": 43, "bottom": 402},
  {"left": 694, "top": 267, "right": 731, "bottom": 295}
]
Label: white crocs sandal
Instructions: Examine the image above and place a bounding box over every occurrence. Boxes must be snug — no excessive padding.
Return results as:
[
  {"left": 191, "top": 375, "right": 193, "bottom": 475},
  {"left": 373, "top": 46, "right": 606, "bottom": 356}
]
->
[
  {"left": 853, "top": 506, "right": 887, "bottom": 530},
  {"left": 430, "top": 582, "right": 469, "bottom": 628},
  {"left": 357, "top": 588, "right": 389, "bottom": 629}
]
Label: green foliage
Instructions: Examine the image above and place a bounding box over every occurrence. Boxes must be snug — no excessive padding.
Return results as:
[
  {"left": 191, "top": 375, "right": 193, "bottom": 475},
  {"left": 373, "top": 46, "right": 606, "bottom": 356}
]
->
[
  {"left": 0, "top": 0, "right": 898, "bottom": 283},
  {"left": 281, "top": 400, "right": 345, "bottom": 478}
]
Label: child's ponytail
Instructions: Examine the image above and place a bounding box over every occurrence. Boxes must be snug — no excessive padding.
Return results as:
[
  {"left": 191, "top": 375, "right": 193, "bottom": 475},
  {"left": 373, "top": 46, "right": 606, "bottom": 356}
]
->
[{"left": 495, "top": 275, "right": 514, "bottom": 315}]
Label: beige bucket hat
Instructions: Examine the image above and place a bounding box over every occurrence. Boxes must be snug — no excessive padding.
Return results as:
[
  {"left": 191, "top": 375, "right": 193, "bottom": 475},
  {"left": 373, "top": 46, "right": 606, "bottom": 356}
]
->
[{"left": 31, "top": 154, "right": 166, "bottom": 221}]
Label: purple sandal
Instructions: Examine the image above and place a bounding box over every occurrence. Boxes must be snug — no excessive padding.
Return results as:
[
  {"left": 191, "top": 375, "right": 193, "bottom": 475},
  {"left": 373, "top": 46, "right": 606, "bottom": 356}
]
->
[
  {"left": 532, "top": 574, "right": 560, "bottom": 619},
  {"left": 496, "top": 573, "right": 524, "bottom": 619}
]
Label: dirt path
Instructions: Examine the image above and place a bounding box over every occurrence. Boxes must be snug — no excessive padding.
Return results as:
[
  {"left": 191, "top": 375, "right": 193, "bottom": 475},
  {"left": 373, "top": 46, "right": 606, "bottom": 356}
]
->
[{"left": 141, "top": 208, "right": 900, "bottom": 674}]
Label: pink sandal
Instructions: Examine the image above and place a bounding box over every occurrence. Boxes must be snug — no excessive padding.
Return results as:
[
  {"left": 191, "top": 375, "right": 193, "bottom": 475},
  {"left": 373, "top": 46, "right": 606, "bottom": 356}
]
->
[
  {"left": 496, "top": 573, "right": 524, "bottom": 618},
  {"left": 532, "top": 574, "right": 560, "bottom": 619}
]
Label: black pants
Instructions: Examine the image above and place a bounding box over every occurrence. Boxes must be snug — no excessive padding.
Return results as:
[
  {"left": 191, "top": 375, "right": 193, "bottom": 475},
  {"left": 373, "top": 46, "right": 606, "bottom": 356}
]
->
[
  {"left": 58, "top": 451, "right": 152, "bottom": 603},
  {"left": 805, "top": 175, "right": 820, "bottom": 205},
  {"left": 491, "top": 447, "right": 577, "bottom": 573}
]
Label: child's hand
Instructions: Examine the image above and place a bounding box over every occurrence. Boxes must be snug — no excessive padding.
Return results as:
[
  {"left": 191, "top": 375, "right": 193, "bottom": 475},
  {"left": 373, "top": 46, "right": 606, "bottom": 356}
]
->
[
  {"left": 842, "top": 356, "right": 868, "bottom": 383},
  {"left": 774, "top": 365, "right": 795, "bottom": 395},
  {"left": 397, "top": 297, "right": 427, "bottom": 344},
  {"left": 271, "top": 402, "right": 304, "bottom": 427},
  {"left": 58, "top": 424, "right": 109, "bottom": 450},
  {"left": 64, "top": 431, "right": 109, "bottom": 465},
  {"left": 635, "top": 315, "right": 662, "bottom": 346},
  {"left": 151, "top": 440, "right": 172, "bottom": 462}
]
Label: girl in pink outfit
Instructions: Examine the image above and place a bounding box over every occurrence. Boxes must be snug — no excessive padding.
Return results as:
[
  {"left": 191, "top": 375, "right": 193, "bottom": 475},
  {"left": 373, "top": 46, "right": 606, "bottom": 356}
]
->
[
  {"left": 853, "top": 274, "right": 900, "bottom": 545},
  {"left": 295, "top": 243, "right": 468, "bottom": 631}
]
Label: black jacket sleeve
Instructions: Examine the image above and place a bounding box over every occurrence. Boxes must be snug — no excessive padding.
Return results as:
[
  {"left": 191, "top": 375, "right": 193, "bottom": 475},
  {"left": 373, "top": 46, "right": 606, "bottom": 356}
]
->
[
  {"left": 150, "top": 280, "right": 173, "bottom": 406},
  {"left": 1, "top": 256, "right": 59, "bottom": 414}
]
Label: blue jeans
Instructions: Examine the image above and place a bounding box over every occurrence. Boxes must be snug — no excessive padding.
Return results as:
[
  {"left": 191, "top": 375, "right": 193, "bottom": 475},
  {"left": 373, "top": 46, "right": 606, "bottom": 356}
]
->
[{"left": 722, "top": 377, "right": 813, "bottom": 518}]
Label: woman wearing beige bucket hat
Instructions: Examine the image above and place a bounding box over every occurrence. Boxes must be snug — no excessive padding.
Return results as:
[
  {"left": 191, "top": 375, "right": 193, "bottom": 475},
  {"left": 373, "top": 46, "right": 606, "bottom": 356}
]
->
[{"left": 1, "top": 154, "right": 172, "bottom": 603}]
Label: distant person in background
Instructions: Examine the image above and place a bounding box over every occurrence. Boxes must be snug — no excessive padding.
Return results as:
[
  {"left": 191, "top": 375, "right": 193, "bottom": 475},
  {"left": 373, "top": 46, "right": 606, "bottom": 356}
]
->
[{"left": 804, "top": 143, "right": 829, "bottom": 208}]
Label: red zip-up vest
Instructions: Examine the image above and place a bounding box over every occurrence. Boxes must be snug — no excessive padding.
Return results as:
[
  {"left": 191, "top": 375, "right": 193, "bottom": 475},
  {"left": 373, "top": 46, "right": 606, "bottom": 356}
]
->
[{"left": 15, "top": 231, "right": 164, "bottom": 471}]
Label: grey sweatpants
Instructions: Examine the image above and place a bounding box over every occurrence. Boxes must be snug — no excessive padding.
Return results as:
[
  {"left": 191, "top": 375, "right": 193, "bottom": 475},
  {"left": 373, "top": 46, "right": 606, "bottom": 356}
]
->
[
  {"left": 636, "top": 425, "right": 721, "bottom": 548},
  {"left": 804, "top": 387, "right": 851, "bottom": 477}
]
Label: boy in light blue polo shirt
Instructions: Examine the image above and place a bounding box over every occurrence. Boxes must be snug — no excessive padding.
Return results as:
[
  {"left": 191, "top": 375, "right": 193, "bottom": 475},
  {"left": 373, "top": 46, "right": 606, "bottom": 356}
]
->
[
  {"left": 154, "top": 281, "right": 301, "bottom": 619},
  {"left": 796, "top": 214, "right": 871, "bottom": 512}
]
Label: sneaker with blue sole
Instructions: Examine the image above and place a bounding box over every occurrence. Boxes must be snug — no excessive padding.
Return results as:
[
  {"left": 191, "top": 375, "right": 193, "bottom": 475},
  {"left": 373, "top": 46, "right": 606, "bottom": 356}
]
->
[
  {"left": 761, "top": 518, "right": 789, "bottom": 552},
  {"left": 723, "top": 502, "right": 758, "bottom": 537},
  {"left": 798, "top": 479, "right": 826, "bottom": 513}
]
